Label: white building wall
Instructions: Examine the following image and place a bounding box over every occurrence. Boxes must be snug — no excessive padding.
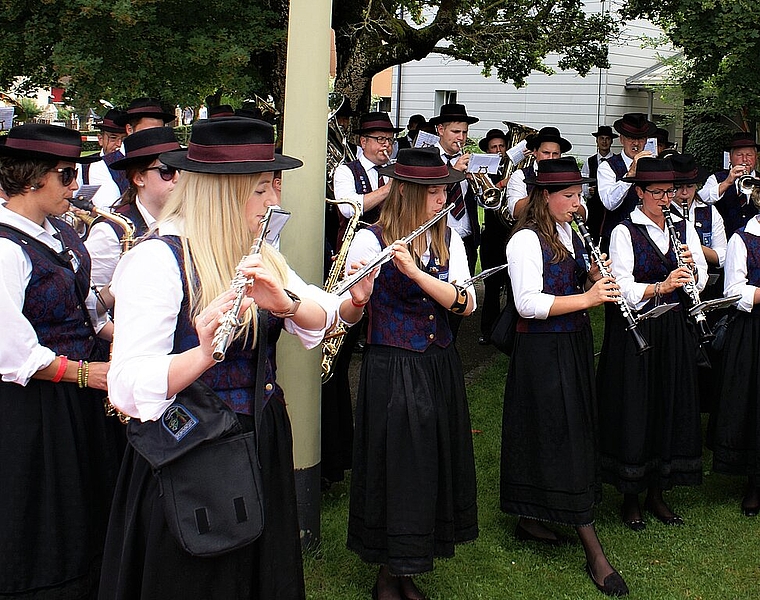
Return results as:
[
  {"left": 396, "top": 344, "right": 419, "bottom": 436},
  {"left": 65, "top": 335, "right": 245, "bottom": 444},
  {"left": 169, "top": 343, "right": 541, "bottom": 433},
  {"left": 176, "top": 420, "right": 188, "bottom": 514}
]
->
[{"left": 391, "top": 2, "right": 680, "bottom": 162}]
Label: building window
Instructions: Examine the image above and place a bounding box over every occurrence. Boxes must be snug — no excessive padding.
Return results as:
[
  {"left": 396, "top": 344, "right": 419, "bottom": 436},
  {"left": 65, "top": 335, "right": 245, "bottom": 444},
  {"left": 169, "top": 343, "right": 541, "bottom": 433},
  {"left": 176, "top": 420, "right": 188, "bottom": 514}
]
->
[
  {"left": 435, "top": 90, "right": 457, "bottom": 114},
  {"left": 372, "top": 96, "right": 391, "bottom": 113}
]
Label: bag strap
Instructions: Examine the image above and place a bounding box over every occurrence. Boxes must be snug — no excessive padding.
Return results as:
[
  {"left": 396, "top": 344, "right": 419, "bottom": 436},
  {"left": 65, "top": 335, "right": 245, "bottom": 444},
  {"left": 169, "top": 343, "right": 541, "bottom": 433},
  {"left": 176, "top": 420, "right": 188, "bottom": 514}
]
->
[{"left": 253, "top": 311, "right": 268, "bottom": 451}]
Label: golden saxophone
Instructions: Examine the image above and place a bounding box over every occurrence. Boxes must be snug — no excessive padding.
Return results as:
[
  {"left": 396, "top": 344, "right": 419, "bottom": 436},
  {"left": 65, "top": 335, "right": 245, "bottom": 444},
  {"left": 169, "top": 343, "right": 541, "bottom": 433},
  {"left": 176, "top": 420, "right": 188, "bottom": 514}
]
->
[
  {"left": 321, "top": 197, "right": 363, "bottom": 383},
  {"left": 212, "top": 206, "right": 290, "bottom": 362},
  {"left": 69, "top": 195, "right": 136, "bottom": 424}
]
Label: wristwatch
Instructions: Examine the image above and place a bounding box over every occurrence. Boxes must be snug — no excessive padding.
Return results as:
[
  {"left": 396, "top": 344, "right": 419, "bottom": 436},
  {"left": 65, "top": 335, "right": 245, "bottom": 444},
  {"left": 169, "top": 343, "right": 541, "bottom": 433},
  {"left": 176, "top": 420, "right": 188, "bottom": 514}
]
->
[{"left": 270, "top": 289, "right": 302, "bottom": 318}]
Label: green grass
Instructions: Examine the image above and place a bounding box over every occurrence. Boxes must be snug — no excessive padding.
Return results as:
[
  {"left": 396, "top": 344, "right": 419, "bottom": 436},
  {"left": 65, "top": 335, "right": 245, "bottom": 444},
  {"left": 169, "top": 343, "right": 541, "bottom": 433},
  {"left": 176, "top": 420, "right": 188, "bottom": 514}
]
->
[{"left": 304, "top": 306, "right": 760, "bottom": 599}]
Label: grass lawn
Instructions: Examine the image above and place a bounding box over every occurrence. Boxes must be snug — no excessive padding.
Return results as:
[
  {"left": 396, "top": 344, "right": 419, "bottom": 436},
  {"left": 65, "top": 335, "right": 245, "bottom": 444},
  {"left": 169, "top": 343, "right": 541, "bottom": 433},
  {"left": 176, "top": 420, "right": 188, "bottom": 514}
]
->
[{"left": 304, "top": 306, "right": 759, "bottom": 599}]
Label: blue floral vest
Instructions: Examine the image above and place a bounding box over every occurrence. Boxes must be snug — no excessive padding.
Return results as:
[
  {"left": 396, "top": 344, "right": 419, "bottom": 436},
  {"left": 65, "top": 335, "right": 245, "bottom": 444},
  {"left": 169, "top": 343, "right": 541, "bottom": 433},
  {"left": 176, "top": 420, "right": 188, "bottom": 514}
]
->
[{"left": 601, "top": 154, "right": 641, "bottom": 239}]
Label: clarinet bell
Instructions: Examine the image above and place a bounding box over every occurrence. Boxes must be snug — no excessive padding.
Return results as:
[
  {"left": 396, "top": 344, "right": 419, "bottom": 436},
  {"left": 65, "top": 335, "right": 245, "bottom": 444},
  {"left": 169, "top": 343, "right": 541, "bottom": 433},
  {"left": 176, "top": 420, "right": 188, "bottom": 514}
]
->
[
  {"left": 629, "top": 324, "right": 651, "bottom": 355},
  {"left": 695, "top": 317, "right": 715, "bottom": 344}
]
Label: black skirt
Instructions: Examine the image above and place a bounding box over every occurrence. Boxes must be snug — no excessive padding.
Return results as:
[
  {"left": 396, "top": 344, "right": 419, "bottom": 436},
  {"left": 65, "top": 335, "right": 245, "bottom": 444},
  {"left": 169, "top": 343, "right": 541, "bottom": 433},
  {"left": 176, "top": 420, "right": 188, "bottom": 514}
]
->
[
  {"left": 710, "top": 311, "right": 760, "bottom": 476},
  {"left": 597, "top": 306, "right": 703, "bottom": 493},
  {"left": 347, "top": 344, "right": 478, "bottom": 576},
  {"left": 500, "top": 326, "right": 601, "bottom": 526},
  {"left": 98, "top": 399, "right": 305, "bottom": 600},
  {"left": 0, "top": 380, "right": 122, "bottom": 597}
]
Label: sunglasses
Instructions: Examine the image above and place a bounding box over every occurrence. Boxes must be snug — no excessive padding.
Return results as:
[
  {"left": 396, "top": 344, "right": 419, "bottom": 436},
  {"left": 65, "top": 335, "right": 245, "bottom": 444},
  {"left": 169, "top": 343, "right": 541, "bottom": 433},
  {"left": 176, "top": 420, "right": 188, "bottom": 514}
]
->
[
  {"left": 143, "top": 165, "right": 178, "bottom": 182},
  {"left": 53, "top": 167, "right": 78, "bottom": 187}
]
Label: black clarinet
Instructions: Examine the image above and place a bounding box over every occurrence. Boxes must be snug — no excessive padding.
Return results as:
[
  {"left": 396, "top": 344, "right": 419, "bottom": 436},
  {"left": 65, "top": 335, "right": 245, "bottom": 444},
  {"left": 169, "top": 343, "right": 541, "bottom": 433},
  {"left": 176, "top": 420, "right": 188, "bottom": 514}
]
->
[
  {"left": 661, "top": 206, "right": 714, "bottom": 343},
  {"left": 573, "top": 213, "right": 651, "bottom": 355}
]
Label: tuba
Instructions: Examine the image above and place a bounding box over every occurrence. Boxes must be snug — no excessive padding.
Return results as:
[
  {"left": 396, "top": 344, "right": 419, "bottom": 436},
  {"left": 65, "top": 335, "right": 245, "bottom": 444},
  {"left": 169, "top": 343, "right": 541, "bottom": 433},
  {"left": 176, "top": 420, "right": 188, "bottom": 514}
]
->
[
  {"left": 326, "top": 93, "right": 356, "bottom": 195},
  {"left": 496, "top": 121, "right": 538, "bottom": 226}
]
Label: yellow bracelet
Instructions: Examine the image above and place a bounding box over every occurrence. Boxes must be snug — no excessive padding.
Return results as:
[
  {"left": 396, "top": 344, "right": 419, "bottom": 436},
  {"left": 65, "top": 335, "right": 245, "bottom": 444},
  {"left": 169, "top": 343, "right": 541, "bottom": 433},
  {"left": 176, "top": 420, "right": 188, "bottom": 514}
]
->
[
  {"left": 83, "top": 361, "right": 90, "bottom": 389},
  {"left": 77, "top": 360, "right": 84, "bottom": 388}
]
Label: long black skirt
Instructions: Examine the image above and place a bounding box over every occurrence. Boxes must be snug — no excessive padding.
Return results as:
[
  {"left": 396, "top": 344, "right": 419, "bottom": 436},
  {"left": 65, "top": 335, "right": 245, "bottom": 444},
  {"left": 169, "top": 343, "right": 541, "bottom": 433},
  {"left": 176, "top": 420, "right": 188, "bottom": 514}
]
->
[
  {"left": 710, "top": 311, "right": 760, "bottom": 476},
  {"left": 98, "top": 398, "right": 305, "bottom": 600},
  {"left": 347, "top": 344, "right": 478, "bottom": 576},
  {"left": 597, "top": 307, "right": 702, "bottom": 493},
  {"left": 500, "top": 326, "right": 601, "bottom": 526},
  {"left": 0, "top": 380, "right": 122, "bottom": 597}
]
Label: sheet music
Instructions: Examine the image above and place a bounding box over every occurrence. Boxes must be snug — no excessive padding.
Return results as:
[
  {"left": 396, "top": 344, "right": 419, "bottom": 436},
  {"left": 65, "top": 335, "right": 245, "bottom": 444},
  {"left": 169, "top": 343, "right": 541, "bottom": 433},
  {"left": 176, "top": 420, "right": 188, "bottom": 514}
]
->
[
  {"left": 265, "top": 208, "right": 291, "bottom": 247},
  {"left": 0, "top": 107, "right": 14, "bottom": 130},
  {"left": 468, "top": 153, "right": 501, "bottom": 175},
  {"left": 506, "top": 140, "right": 529, "bottom": 166},
  {"left": 638, "top": 302, "right": 678, "bottom": 320},
  {"left": 413, "top": 131, "right": 440, "bottom": 149}
]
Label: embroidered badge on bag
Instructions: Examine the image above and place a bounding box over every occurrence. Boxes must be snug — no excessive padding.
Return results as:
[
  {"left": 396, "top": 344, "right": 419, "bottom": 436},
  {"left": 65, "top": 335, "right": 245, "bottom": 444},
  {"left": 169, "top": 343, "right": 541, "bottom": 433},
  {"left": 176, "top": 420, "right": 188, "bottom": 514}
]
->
[{"left": 162, "top": 404, "right": 199, "bottom": 441}]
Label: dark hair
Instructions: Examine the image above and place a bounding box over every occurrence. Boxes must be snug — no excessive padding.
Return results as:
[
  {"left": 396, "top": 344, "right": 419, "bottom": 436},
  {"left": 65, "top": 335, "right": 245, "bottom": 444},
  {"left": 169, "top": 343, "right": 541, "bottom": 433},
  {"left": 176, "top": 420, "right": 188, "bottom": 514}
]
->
[
  {"left": 113, "top": 158, "right": 155, "bottom": 208},
  {"left": 512, "top": 183, "right": 576, "bottom": 264},
  {"left": 0, "top": 156, "right": 58, "bottom": 197}
]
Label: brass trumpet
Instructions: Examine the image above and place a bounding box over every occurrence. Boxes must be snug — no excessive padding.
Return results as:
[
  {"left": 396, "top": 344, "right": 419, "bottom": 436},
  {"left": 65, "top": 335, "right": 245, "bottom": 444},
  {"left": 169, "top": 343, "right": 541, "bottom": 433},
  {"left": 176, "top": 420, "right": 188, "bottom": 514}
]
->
[{"left": 471, "top": 166, "right": 506, "bottom": 210}]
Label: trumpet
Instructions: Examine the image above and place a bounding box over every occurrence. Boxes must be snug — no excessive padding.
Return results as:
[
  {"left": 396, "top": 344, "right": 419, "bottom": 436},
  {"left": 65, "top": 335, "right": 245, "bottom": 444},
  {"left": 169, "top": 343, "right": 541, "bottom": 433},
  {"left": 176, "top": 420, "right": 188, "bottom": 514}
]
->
[
  {"left": 737, "top": 174, "right": 760, "bottom": 194},
  {"left": 573, "top": 213, "right": 651, "bottom": 355},
  {"left": 212, "top": 206, "right": 290, "bottom": 362},
  {"left": 471, "top": 166, "right": 506, "bottom": 210},
  {"left": 661, "top": 206, "right": 713, "bottom": 343}
]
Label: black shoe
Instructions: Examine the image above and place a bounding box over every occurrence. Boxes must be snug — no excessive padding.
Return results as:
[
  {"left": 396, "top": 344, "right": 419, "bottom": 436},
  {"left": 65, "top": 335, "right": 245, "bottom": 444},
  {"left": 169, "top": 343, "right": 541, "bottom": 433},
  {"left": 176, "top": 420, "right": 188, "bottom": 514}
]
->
[
  {"left": 643, "top": 499, "right": 684, "bottom": 526},
  {"left": 585, "top": 563, "right": 629, "bottom": 597},
  {"left": 478, "top": 335, "right": 490, "bottom": 345},
  {"left": 514, "top": 522, "right": 569, "bottom": 546},
  {"left": 622, "top": 518, "right": 646, "bottom": 532}
]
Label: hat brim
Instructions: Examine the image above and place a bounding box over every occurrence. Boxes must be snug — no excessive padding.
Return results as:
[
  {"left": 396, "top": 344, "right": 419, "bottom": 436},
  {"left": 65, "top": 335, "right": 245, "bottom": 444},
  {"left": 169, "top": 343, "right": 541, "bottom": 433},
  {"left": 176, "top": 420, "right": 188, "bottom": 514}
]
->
[
  {"left": 110, "top": 149, "right": 185, "bottom": 171},
  {"left": 376, "top": 163, "right": 465, "bottom": 185},
  {"left": 355, "top": 127, "right": 403, "bottom": 135},
  {"left": 478, "top": 136, "right": 507, "bottom": 152},
  {"left": 526, "top": 135, "right": 572, "bottom": 154},
  {"left": 428, "top": 115, "right": 479, "bottom": 126},
  {"left": 159, "top": 149, "right": 303, "bottom": 174},
  {"left": 0, "top": 142, "right": 102, "bottom": 164},
  {"left": 674, "top": 166, "right": 711, "bottom": 185},
  {"left": 613, "top": 120, "right": 658, "bottom": 138},
  {"left": 723, "top": 142, "right": 760, "bottom": 152},
  {"left": 621, "top": 173, "right": 675, "bottom": 184},
  {"left": 592, "top": 132, "right": 618, "bottom": 138},
  {"left": 113, "top": 111, "right": 176, "bottom": 126},
  {"left": 94, "top": 124, "right": 126, "bottom": 134}
]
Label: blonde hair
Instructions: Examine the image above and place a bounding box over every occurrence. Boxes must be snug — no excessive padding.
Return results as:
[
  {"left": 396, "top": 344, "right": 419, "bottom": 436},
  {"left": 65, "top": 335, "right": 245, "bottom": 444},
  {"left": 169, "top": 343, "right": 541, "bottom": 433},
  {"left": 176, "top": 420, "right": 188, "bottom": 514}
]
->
[
  {"left": 378, "top": 179, "right": 449, "bottom": 263},
  {"left": 159, "top": 171, "right": 288, "bottom": 344}
]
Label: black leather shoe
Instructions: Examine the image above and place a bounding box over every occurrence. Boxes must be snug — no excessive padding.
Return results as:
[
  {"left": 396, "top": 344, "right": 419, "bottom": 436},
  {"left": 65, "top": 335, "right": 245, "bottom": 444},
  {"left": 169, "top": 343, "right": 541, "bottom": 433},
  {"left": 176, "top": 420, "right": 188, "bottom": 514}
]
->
[
  {"left": 623, "top": 518, "right": 646, "bottom": 532},
  {"left": 585, "top": 563, "right": 629, "bottom": 597},
  {"left": 741, "top": 503, "right": 759, "bottom": 517},
  {"left": 514, "top": 522, "right": 570, "bottom": 546},
  {"left": 643, "top": 499, "right": 684, "bottom": 526},
  {"left": 478, "top": 335, "right": 490, "bottom": 345}
]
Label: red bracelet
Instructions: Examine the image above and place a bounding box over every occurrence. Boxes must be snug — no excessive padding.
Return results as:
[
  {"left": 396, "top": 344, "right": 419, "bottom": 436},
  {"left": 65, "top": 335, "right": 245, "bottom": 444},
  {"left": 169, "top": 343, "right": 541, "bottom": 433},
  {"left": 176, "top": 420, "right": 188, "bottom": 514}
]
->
[
  {"left": 51, "top": 356, "right": 68, "bottom": 383},
  {"left": 351, "top": 297, "right": 368, "bottom": 308}
]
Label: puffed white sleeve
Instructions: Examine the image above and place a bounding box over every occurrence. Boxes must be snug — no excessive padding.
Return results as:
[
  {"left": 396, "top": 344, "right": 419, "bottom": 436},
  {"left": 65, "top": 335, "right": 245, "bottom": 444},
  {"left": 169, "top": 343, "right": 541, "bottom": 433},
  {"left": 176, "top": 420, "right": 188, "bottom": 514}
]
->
[
  {"left": 448, "top": 228, "right": 476, "bottom": 309},
  {"left": 506, "top": 228, "right": 554, "bottom": 319},
  {"left": 333, "top": 164, "right": 364, "bottom": 218},
  {"left": 723, "top": 232, "right": 755, "bottom": 312},
  {"left": 609, "top": 224, "right": 649, "bottom": 311},
  {"left": 84, "top": 220, "right": 122, "bottom": 290},
  {"left": 281, "top": 267, "right": 338, "bottom": 348}
]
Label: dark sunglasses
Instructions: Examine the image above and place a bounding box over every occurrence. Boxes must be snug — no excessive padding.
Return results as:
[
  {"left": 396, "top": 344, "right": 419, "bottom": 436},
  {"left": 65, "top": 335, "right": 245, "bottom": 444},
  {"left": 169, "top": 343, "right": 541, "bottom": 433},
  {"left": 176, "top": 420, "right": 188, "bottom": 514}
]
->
[
  {"left": 143, "top": 165, "right": 178, "bottom": 182},
  {"left": 53, "top": 167, "right": 78, "bottom": 187}
]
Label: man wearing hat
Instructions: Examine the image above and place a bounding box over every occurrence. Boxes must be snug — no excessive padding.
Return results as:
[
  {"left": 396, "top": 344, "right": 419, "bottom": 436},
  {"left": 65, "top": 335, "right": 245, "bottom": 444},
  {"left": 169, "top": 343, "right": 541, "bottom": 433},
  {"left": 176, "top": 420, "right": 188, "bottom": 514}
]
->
[
  {"left": 431, "top": 103, "right": 481, "bottom": 274},
  {"left": 114, "top": 97, "right": 176, "bottom": 135},
  {"left": 477, "top": 128, "right": 510, "bottom": 344},
  {"left": 397, "top": 114, "right": 427, "bottom": 150},
  {"left": 505, "top": 126, "right": 579, "bottom": 222},
  {"left": 581, "top": 125, "right": 617, "bottom": 240},
  {"left": 597, "top": 112, "right": 657, "bottom": 249},
  {"left": 332, "top": 111, "right": 401, "bottom": 240},
  {"left": 655, "top": 127, "right": 676, "bottom": 157},
  {"left": 81, "top": 108, "right": 129, "bottom": 208},
  {"left": 700, "top": 131, "right": 760, "bottom": 238}
]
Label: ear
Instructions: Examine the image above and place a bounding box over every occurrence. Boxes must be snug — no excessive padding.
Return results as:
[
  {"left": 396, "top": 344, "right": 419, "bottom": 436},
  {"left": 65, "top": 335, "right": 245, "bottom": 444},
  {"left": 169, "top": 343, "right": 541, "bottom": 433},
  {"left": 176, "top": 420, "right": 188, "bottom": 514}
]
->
[
  {"left": 132, "top": 171, "right": 146, "bottom": 188},
  {"left": 398, "top": 182, "right": 405, "bottom": 196}
]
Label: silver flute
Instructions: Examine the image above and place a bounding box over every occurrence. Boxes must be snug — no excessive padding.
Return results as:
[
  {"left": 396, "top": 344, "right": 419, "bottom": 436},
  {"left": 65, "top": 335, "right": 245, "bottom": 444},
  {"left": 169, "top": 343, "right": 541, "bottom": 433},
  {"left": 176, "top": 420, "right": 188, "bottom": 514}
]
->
[
  {"left": 573, "top": 213, "right": 651, "bottom": 355},
  {"left": 212, "top": 206, "right": 288, "bottom": 362},
  {"left": 661, "top": 206, "right": 713, "bottom": 343}
]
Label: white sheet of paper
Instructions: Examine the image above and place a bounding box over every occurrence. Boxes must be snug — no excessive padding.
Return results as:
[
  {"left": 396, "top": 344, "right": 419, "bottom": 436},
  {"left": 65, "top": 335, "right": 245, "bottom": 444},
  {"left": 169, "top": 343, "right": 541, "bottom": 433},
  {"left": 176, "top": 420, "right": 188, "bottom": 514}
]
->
[
  {"left": 644, "top": 137, "right": 658, "bottom": 157},
  {"left": 507, "top": 139, "right": 529, "bottom": 166},
  {"left": 468, "top": 153, "right": 502, "bottom": 175},
  {"left": 414, "top": 130, "right": 440, "bottom": 148}
]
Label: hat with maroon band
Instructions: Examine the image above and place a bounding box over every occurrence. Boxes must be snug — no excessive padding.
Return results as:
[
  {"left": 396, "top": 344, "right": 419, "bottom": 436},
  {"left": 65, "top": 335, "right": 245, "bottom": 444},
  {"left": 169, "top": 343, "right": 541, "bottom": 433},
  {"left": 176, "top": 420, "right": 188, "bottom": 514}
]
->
[
  {"left": 0, "top": 123, "right": 102, "bottom": 163},
  {"left": 354, "top": 112, "right": 402, "bottom": 135},
  {"left": 622, "top": 157, "right": 676, "bottom": 184},
  {"left": 113, "top": 97, "right": 175, "bottom": 126},
  {"left": 377, "top": 147, "right": 465, "bottom": 185},
  {"left": 159, "top": 117, "right": 302, "bottom": 174},
  {"left": 670, "top": 153, "right": 710, "bottom": 185},
  {"left": 94, "top": 109, "right": 127, "bottom": 134},
  {"left": 525, "top": 157, "right": 595, "bottom": 187},
  {"left": 208, "top": 105, "right": 235, "bottom": 119},
  {"left": 110, "top": 127, "right": 183, "bottom": 170}
]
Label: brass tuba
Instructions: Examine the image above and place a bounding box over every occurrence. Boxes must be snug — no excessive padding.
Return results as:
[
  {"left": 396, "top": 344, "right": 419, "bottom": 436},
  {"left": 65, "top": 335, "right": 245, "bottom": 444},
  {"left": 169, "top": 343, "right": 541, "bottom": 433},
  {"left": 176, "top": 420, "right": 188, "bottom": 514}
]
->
[
  {"left": 326, "top": 93, "right": 356, "bottom": 195},
  {"left": 496, "top": 121, "right": 538, "bottom": 226}
]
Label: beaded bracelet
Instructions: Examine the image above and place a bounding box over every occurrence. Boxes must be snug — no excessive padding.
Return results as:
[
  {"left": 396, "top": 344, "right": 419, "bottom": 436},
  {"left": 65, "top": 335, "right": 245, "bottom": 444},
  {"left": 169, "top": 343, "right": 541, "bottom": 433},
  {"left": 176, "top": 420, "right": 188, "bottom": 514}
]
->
[
  {"left": 51, "top": 356, "right": 68, "bottom": 383},
  {"left": 77, "top": 360, "right": 85, "bottom": 388},
  {"left": 83, "top": 361, "right": 90, "bottom": 388}
]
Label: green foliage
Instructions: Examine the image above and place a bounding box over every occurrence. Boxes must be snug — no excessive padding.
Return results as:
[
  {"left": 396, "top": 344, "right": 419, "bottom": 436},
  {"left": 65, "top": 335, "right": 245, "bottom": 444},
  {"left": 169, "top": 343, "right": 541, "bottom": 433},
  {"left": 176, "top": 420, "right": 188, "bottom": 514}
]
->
[
  {"left": 623, "top": 0, "right": 760, "bottom": 130},
  {"left": 0, "top": 0, "right": 284, "bottom": 107},
  {"left": 683, "top": 121, "right": 733, "bottom": 172},
  {"left": 16, "top": 97, "right": 43, "bottom": 122}
]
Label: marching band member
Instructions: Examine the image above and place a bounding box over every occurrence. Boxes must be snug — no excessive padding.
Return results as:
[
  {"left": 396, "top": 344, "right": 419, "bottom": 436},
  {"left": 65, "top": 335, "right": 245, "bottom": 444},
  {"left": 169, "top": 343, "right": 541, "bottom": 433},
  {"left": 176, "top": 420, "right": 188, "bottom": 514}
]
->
[
  {"left": 501, "top": 157, "right": 628, "bottom": 597},
  {"left": 597, "top": 157, "right": 707, "bottom": 532},
  {"left": 581, "top": 125, "right": 617, "bottom": 242},
  {"left": 0, "top": 124, "right": 121, "bottom": 598},
  {"left": 99, "top": 117, "right": 372, "bottom": 600},
  {"left": 346, "top": 147, "right": 478, "bottom": 600}
]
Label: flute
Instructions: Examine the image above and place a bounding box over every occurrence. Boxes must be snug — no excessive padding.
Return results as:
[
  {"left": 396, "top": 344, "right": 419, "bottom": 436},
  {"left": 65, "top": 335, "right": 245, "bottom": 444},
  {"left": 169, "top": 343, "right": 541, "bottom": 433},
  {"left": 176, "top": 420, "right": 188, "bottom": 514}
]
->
[
  {"left": 332, "top": 203, "right": 454, "bottom": 296},
  {"left": 572, "top": 213, "right": 651, "bottom": 355},
  {"left": 661, "top": 206, "right": 713, "bottom": 343},
  {"left": 212, "top": 206, "right": 288, "bottom": 362}
]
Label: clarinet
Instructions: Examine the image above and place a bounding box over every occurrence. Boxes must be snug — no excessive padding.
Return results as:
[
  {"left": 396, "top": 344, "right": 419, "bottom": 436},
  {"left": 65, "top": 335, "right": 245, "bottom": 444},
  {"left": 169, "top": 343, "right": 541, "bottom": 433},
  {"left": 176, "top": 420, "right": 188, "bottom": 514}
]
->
[
  {"left": 661, "top": 206, "right": 714, "bottom": 343},
  {"left": 572, "top": 213, "right": 651, "bottom": 355}
]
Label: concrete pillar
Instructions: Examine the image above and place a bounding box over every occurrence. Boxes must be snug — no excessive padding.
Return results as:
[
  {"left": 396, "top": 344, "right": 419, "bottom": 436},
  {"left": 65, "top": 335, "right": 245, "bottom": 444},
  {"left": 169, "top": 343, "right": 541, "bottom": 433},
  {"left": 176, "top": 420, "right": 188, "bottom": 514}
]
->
[{"left": 278, "top": 0, "right": 333, "bottom": 550}]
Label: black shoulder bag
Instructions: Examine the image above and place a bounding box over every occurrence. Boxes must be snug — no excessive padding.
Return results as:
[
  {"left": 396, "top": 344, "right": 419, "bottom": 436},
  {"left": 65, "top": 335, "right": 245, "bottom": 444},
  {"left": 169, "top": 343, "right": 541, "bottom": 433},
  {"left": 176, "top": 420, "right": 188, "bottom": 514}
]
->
[
  {"left": 126, "top": 315, "right": 269, "bottom": 557},
  {"left": 489, "top": 270, "right": 518, "bottom": 356}
]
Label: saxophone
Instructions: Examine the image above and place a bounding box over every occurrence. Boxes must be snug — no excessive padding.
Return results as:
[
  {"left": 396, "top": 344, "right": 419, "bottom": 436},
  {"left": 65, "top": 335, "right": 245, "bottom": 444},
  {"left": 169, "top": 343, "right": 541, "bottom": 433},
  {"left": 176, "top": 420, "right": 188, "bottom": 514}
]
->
[
  {"left": 321, "top": 197, "right": 363, "bottom": 383},
  {"left": 69, "top": 195, "right": 136, "bottom": 424},
  {"left": 661, "top": 206, "right": 713, "bottom": 343}
]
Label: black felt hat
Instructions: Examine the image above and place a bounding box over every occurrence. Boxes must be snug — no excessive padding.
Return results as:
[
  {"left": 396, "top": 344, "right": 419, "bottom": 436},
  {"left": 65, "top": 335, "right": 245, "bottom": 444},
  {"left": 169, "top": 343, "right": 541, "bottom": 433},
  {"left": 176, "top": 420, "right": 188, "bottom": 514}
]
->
[
  {"left": 622, "top": 157, "right": 675, "bottom": 184},
  {"left": 159, "top": 117, "right": 302, "bottom": 174},
  {"left": 428, "top": 103, "right": 479, "bottom": 126},
  {"left": 0, "top": 123, "right": 102, "bottom": 164},
  {"left": 670, "top": 153, "right": 710, "bottom": 185},
  {"left": 525, "top": 157, "right": 594, "bottom": 187},
  {"left": 478, "top": 128, "right": 508, "bottom": 152},
  {"left": 94, "top": 109, "right": 127, "bottom": 134},
  {"left": 354, "top": 112, "right": 402, "bottom": 135},
  {"left": 724, "top": 131, "right": 760, "bottom": 151},
  {"left": 377, "top": 147, "right": 465, "bottom": 185},
  {"left": 110, "top": 127, "right": 182, "bottom": 170},
  {"left": 526, "top": 127, "right": 572, "bottom": 154},
  {"left": 114, "top": 98, "right": 176, "bottom": 126},
  {"left": 655, "top": 128, "right": 675, "bottom": 149},
  {"left": 613, "top": 113, "right": 657, "bottom": 138},
  {"left": 209, "top": 105, "right": 235, "bottom": 119},
  {"left": 591, "top": 125, "right": 617, "bottom": 139}
]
